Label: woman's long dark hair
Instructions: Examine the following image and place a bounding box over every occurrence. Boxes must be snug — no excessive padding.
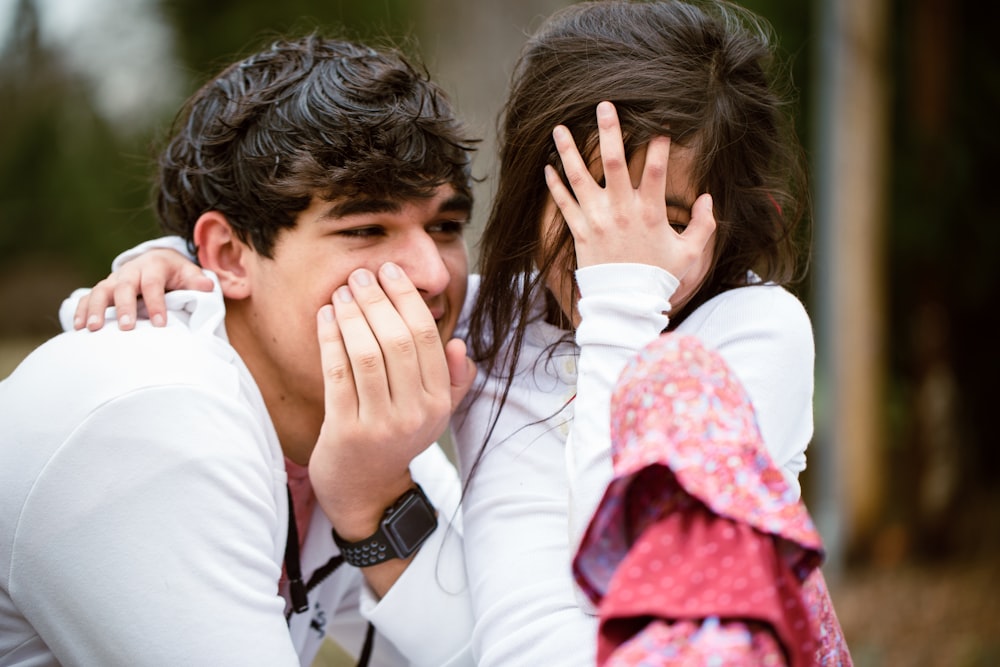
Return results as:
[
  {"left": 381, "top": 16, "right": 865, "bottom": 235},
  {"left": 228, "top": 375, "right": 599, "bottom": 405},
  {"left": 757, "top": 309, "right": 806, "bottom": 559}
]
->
[{"left": 463, "top": 0, "right": 809, "bottom": 458}]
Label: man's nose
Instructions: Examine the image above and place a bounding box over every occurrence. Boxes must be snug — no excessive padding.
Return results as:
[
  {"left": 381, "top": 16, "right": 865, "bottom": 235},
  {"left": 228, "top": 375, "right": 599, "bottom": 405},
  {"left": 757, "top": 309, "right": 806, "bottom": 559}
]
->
[{"left": 396, "top": 233, "right": 450, "bottom": 296}]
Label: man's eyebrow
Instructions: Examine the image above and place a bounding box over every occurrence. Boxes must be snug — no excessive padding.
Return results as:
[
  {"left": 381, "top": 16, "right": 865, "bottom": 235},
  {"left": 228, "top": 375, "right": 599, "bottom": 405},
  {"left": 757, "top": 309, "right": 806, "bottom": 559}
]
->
[
  {"left": 320, "top": 192, "right": 473, "bottom": 220},
  {"left": 438, "top": 193, "right": 473, "bottom": 215},
  {"left": 323, "top": 198, "right": 401, "bottom": 219}
]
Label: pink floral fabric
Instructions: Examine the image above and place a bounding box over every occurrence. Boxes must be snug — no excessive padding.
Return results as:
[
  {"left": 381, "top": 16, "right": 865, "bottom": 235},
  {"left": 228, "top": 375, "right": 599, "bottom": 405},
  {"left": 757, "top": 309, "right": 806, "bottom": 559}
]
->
[{"left": 573, "top": 334, "right": 852, "bottom": 666}]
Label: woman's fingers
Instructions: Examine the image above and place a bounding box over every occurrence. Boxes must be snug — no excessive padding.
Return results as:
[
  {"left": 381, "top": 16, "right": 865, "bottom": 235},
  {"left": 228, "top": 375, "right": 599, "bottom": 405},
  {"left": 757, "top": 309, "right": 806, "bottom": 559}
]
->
[
  {"left": 638, "top": 135, "right": 671, "bottom": 204},
  {"left": 550, "top": 123, "right": 598, "bottom": 205},
  {"left": 72, "top": 249, "right": 212, "bottom": 330},
  {"left": 544, "top": 163, "right": 581, "bottom": 223},
  {"left": 595, "top": 101, "right": 632, "bottom": 196},
  {"left": 546, "top": 101, "right": 714, "bottom": 279},
  {"left": 685, "top": 193, "right": 718, "bottom": 255},
  {"left": 146, "top": 257, "right": 215, "bottom": 327}
]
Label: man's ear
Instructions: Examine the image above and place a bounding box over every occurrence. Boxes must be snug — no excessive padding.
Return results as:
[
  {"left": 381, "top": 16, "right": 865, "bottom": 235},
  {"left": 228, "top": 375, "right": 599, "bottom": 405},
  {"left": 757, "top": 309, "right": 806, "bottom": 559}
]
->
[{"left": 193, "top": 212, "right": 252, "bottom": 299}]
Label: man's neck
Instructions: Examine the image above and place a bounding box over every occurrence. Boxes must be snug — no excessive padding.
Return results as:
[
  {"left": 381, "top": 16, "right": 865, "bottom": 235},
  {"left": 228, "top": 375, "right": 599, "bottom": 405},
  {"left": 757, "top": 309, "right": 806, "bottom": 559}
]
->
[
  {"left": 224, "top": 310, "right": 320, "bottom": 467},
  {"left": 258, "top": 391, "right": 320, "bottom": 467}
]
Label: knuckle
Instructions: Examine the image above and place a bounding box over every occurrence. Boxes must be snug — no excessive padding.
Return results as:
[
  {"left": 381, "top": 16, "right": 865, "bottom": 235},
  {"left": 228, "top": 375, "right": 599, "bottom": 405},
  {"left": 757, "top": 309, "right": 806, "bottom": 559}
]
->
[
  {"left": 413, "top": 323, "right": 440, "bottom": 346},
  {"left": 387, "top": 333, "right": 416, "bottom": 356},
  {"left": 644, "top": 162, "right": 667, "bottom": 180},
  {"left": 359, "top": 292, "right": 388, "bottom": 308},
  {"left": 603, "top": 153, "right": 626, "bottom": 171},
  {"left": 566, "top": 171, "right": 589, "bottom": 189},
  {"left": 429, "top": 394, "right": 452, "bottom": 420},
  {"left": 354, "top": 351, "right": 383, "bottom": 372},
  {"left": 323, "top": 362, "right": 351, "bottom": 384}
]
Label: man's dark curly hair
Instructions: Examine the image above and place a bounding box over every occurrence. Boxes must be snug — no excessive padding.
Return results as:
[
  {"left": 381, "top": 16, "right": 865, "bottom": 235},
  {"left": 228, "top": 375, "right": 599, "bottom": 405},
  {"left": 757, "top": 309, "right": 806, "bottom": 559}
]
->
[{"left": 155, "top": 34, "right": 476, "bottom": 257}]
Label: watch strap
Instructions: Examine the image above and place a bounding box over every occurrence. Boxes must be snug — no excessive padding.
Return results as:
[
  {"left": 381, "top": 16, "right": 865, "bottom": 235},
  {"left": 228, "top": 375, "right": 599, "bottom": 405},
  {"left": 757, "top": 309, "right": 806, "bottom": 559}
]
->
[{"left": 331, "top": 484, "right": 438, "bottom": 567}]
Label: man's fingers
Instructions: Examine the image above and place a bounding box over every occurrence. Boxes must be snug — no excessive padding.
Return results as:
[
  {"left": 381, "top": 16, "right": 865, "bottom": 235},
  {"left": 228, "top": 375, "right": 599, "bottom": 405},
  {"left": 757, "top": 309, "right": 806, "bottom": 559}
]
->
[
  {"left": 316, "top": 302, "right": 360, "bottom": 419},
  {"left": 369, "top": 263, "right": 450, "bottom": 398},
  {"left": 331, "top": 280, "right": 393, "bottom": 418},
  {"left": 444, "top": 338, "right": 477, "bottom": 411}
]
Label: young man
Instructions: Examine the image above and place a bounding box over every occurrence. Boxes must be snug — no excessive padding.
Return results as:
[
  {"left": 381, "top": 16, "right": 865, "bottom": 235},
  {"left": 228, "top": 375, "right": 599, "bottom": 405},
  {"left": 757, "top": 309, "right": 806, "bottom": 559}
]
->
[{"left": 0, "top": 35, "right": 477, "bottom": 666}]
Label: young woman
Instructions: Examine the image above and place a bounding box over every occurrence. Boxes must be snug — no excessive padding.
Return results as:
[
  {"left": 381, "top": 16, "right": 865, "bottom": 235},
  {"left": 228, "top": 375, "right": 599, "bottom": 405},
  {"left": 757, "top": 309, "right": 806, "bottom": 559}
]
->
[
  {"left": 451, "top": 2, "right": 828, "bottom": 664},
  {"left": 68, "top": 1, "right": 846, "bottom": 664}
]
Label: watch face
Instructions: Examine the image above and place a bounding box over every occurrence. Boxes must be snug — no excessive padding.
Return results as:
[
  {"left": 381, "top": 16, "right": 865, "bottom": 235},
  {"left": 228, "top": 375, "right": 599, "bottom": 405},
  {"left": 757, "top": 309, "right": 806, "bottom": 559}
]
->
[{"left": 384, "top": 492, "right": 438, "bottom": 555}]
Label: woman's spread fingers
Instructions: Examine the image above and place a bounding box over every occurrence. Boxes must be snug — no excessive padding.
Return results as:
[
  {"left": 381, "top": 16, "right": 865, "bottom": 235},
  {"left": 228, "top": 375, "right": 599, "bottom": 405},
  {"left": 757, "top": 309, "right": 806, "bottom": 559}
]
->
[
  {"left": 552, "top": 124, "right": 595, "bottom": 200},
  {"left": 595, "top": 101, "right": 631, "bottom": 195},
  {"left": 639, "top": 135, "right": 671, "bottom": 201},
  {"left": 687, "top": 193, "right": 718, "bottom": 250},
  {"left": 544, "top": 164, "right": 582, "bottom": 225}
]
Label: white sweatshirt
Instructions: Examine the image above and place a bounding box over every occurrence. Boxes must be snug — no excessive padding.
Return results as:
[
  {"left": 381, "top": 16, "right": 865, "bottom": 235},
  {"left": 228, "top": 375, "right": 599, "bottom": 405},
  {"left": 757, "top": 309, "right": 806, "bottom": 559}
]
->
[
  {"left": 0, "top": 280, "right": 473, "bottom": 667},
  {"left": 451, "top": 263, "right": 815, "bottom": 667}
]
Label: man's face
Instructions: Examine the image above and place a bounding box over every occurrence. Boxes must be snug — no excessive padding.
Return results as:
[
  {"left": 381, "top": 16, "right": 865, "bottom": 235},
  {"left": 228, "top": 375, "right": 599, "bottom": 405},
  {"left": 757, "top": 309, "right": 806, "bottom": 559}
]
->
[{"left": 229, "top": 184, "right": 470, "bottom": 425}]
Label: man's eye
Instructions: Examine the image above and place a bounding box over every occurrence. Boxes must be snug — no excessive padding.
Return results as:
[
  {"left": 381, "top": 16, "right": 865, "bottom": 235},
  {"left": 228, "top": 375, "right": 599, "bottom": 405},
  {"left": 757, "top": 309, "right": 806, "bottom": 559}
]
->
[
  {"left": 339, "top": 227, "right": 384, "bottom": 238},
  {"left": 429, "top": 220, "right": 468, "bottom": 237}
]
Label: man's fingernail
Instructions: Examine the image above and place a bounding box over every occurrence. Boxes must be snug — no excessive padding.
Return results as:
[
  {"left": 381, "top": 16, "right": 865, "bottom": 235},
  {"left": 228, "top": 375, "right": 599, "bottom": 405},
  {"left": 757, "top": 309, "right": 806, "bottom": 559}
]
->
[
  {"left": 382, "top": 262, "right": 401, "bottom": 279},
  {"left": 352, "top": 269, "right": 372, "bottom": 287}
]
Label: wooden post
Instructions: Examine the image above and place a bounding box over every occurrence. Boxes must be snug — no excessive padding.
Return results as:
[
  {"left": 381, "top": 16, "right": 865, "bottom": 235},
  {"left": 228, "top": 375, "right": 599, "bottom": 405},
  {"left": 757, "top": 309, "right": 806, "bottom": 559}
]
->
[{"left": 812, "top": 0, "right": 891, "bottom": 568}]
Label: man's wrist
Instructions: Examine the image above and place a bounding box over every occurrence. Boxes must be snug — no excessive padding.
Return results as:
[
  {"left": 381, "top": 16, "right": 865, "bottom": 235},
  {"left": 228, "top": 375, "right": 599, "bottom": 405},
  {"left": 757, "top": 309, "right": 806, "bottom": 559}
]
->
[
  {"left": 332, "top": 484, "right": 438, "bottom": 567},
  {"left": 318, "top": 471, "right": 415, "bottom": 541}
]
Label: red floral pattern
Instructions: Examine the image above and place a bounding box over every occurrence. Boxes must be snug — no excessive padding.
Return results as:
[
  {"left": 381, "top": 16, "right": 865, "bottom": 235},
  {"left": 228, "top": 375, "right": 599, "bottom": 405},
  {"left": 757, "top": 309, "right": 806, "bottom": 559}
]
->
[{"left": 574, "top": 334, "right": 852, "bottom": 666}]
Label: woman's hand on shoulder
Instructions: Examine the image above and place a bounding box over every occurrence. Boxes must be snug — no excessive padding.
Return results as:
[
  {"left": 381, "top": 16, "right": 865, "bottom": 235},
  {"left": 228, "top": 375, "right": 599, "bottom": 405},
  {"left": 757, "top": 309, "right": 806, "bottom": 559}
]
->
[{"left": 75, "top": 248, "right": 213, "bottom": 331}]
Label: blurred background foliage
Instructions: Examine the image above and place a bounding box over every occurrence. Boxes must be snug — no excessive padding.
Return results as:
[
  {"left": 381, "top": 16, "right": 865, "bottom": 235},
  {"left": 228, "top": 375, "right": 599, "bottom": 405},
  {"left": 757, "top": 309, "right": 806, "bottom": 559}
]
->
[{"left": 1, "top": 0, "right": 998, "bottom": 663}]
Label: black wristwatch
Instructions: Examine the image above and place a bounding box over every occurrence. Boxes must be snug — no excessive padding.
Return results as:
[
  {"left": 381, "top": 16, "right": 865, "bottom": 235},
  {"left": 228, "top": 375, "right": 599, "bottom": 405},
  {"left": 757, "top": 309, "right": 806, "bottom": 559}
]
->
[{"left": 331, "top": 484, "right": 438, "bottom": 567}]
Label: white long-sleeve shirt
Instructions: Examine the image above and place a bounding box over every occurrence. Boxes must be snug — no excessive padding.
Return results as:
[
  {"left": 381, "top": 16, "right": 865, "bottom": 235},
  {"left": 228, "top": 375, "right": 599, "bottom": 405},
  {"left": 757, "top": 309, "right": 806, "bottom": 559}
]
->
[
  {"left": 451, "top": 263, "right": 815, "bottom": 667},
  {"left": 0, "top": 281, "right": 473, "bottom": 667}
]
